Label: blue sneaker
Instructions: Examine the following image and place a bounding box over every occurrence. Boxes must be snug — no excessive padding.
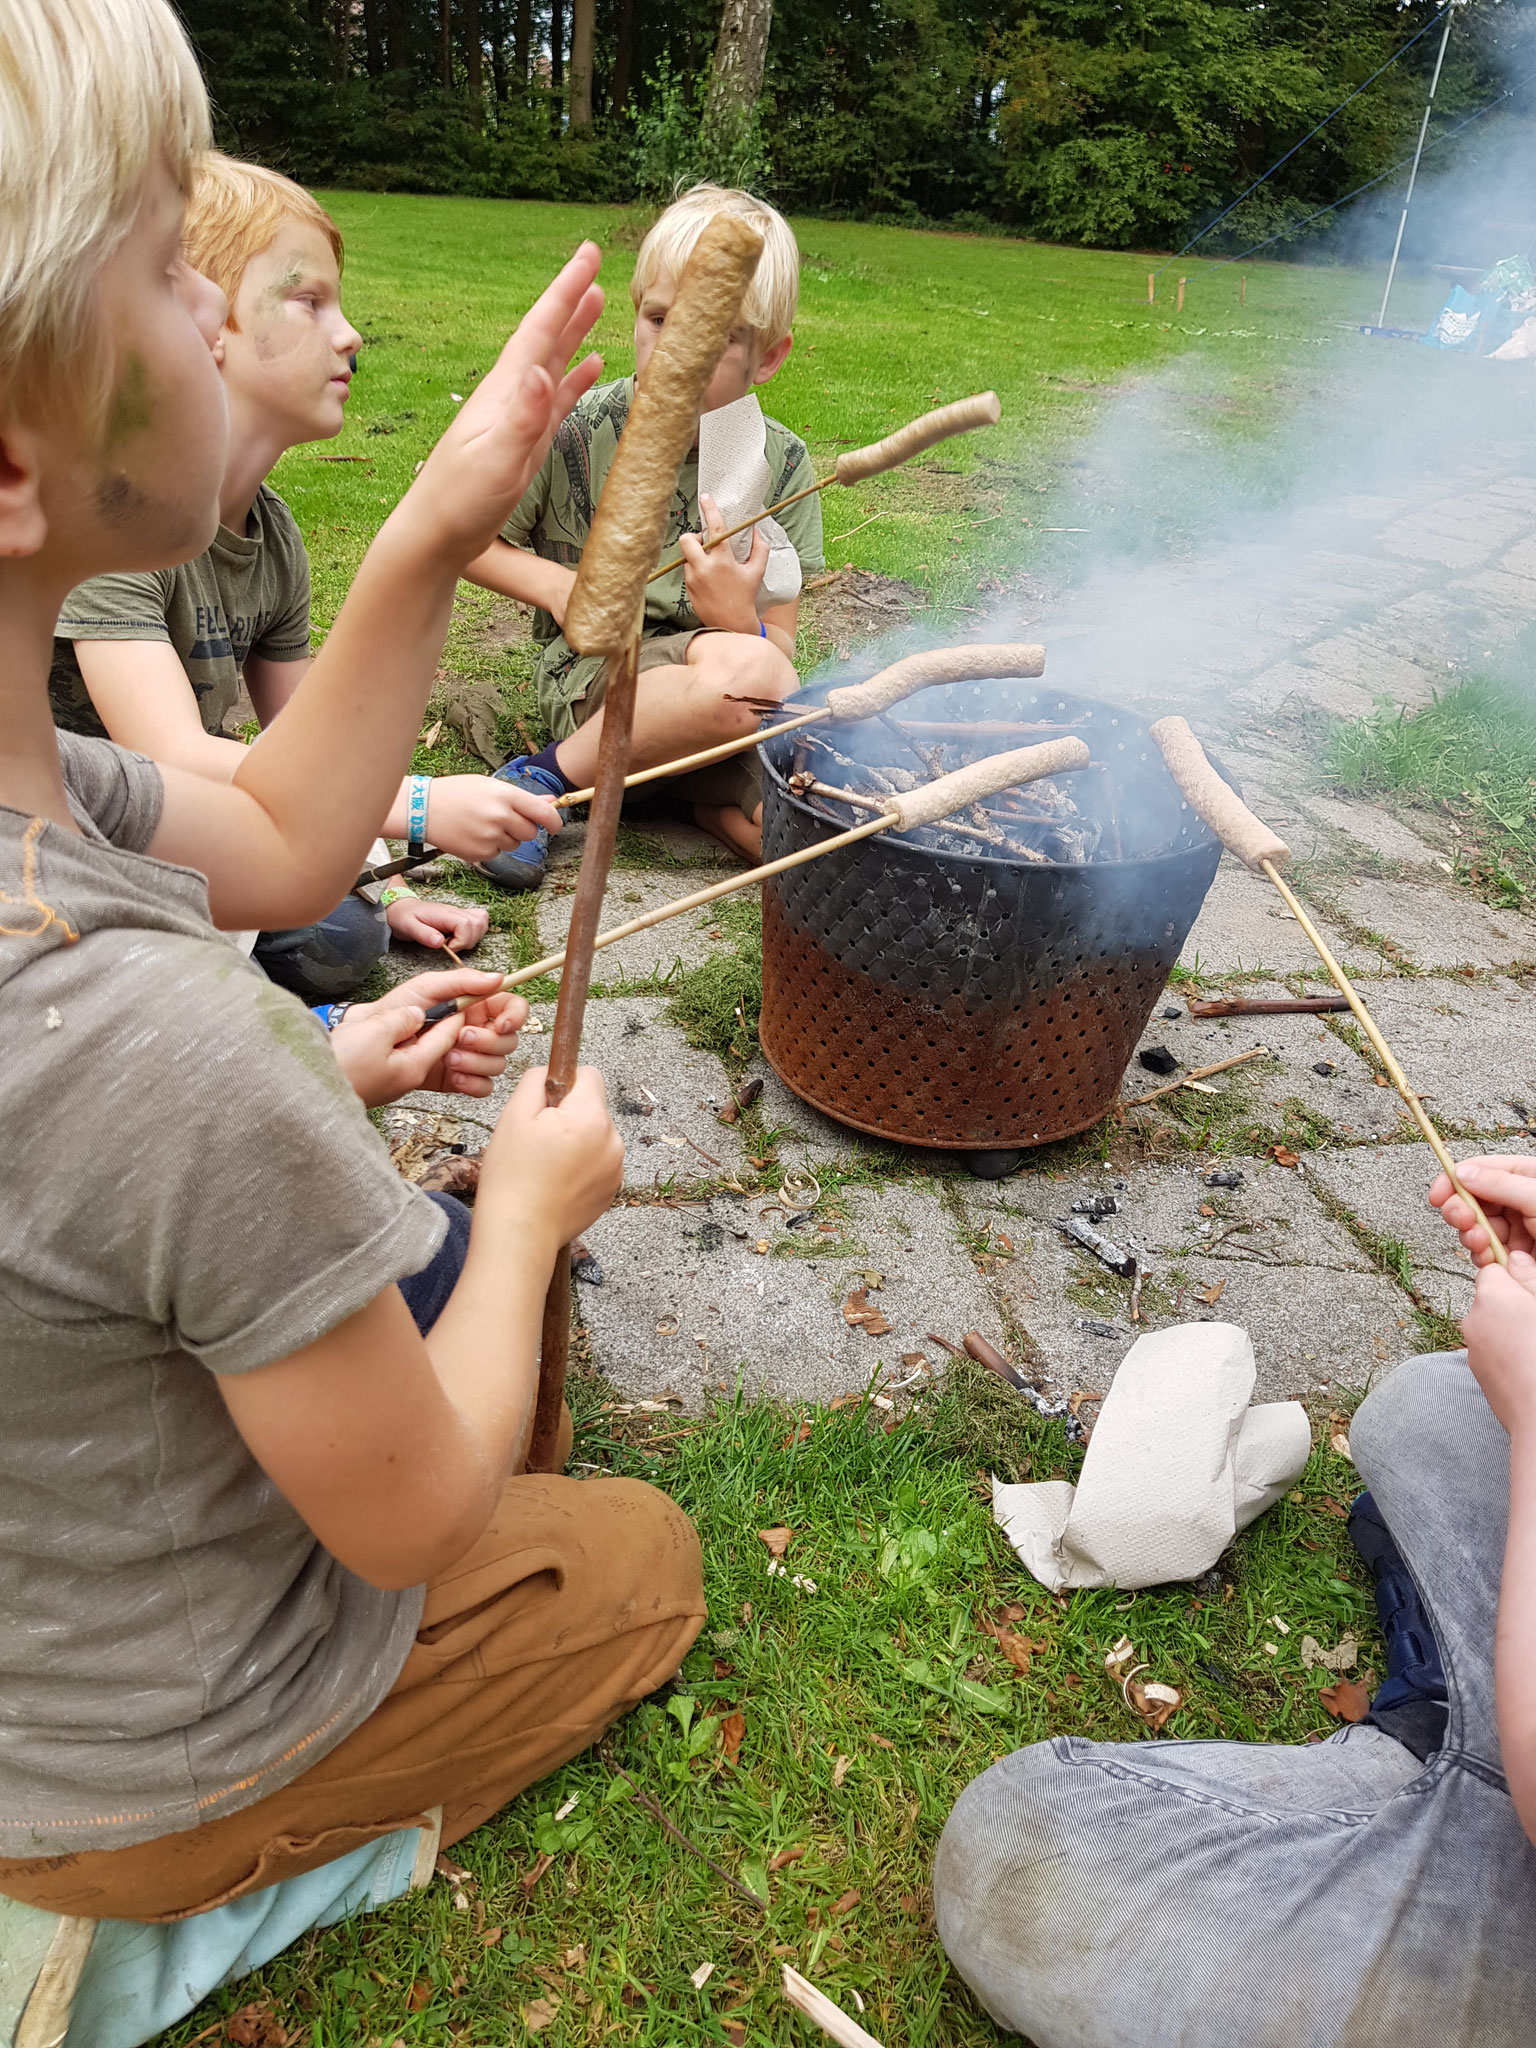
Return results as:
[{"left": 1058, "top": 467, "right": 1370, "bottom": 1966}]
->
[
  {"left": 475, "top": 757, "right": 566, "bottom": 892},
  {"left": 1348, "top": 1489, "right": 1448, "bottom": 1761}
]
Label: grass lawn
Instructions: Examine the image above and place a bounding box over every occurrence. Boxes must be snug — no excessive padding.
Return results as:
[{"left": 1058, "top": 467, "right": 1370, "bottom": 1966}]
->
[{"left": 148, "top": 203, "right": 1425, "bottom": 2047}]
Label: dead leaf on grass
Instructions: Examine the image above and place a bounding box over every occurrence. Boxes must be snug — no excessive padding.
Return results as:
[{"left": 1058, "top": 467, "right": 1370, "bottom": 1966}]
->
[
  {"left": 563, "top": 1945, "right": 588, "bottom": 1971},
  {"left": 869, "top": 1732, "right": 896, "bottom": 1750},
  {"left": 520, "top": 1852, "right": 554, "bottom": 1892},
  {"left": 1319, "top": 1678, "right": 1371, "bottom": 1722},
  {"left": 724, "top": 2026, "right": 747, "bottom": 2047},
  {"left": 1271, "top": 1145, "right": 1301, "bottom": 1169},
  {"left": 719, "top": 1710, "right": 746, "bottom": 1761},
  {"left": 758, "top": 1526, "right": 793, "bottom": 1557},
  {"left": 843, "top": 1286, "right": 892, "bottom": 1336},
  {"left": 482, "top": 1926, "right": 503, "bottom": 1948},
  {"left": 830, "top": 1888, "right": 862, "bottom": 1917},
  {"left": 832, "top": 1752, "right": 852, "bottom": 1787},
  {"left": 713, "top": 1657, "right": 735, "bottom": 1678},
  {"left": 1330, "top": 1431, "right": 1354, "bottom": 1461},
  {"left": 405, "top": 1981, "right": 434, "bottom": 2014},
  {"left": 768, "top": 1844, "right": 808, "bottom": 1872},
  {"left": 1127, "top": 1679, "right": 1183, "bottom": 1733},
  {"left": 827, "top": 1391, "right": 863, "bottom": 1410},
  {"left": 1313, "top": 1496, "right": 1350, "bottom": 1520},
  {"left": 522, "top": 1995, "right": 561, "bottom": 2032},
  {"left": 225, "top": 2006, "right": 291, "bottom": 2048},
  {"left": 1198, "top": 1280, "right": 1226, "bottom": 1307}
]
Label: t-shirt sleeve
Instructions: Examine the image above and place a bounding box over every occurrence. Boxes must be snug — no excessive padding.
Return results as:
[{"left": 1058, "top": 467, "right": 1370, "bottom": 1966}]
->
[
  {"left": 3, "top": 942, "right": 446, "bottom": 1377},
  {"left": 249, "top": 493, "right": 313, "bottom": 663},
  {"left": 57, "top": 569, "right": 176, "bottom": 644},
  {"left": 773, "top": 437, "right": 825, "bottom": 578},
  {"left": 499, "top": 448, "right": 555, "bottom": 549},
  {"left": 55, "top": 733, "right": 165, "bottom": 852}
]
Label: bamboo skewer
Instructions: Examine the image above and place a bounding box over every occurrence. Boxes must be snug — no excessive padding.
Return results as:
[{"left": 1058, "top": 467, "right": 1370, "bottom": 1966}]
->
[
  {"left": 551, "top": 641, "right": 1047, "bottom": 810},
  {"left": 424, "top": 737, "right": 1091, "bottom": 1020},
  {"left": 646, "top": 391, "right": 1001, "bottom": 585},
  {"left": 1123, "top": 1044, "right": 1271, "bottom": 1108},
  {"left": 1150, "top": 716, "right": 1509, "bottom": 1269},
  {"left": 781, "top": 1965, "right": 885, "bottom": 2048}
]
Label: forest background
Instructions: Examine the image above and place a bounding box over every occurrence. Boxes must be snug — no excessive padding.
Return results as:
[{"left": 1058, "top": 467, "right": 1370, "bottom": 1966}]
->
[{"left": 179, "top": 0, "right": 1536, "bottom": 257}]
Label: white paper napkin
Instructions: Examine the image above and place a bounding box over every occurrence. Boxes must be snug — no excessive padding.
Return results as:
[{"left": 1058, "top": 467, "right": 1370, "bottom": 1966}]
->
[{"left": 697, "top": 393, "right": 802, "bottom": 611}]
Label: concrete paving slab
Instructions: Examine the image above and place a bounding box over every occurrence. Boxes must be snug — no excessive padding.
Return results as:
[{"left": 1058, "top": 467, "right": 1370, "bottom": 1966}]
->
[
  {"left": 1333, "top": 878, "right": 1536, "bottom": 971},
  {"left": 1444, "top": 569, "right": 1536, "bottom": 625},
  {"left": 1498, "top": 535, "right": 1536, "bottom": 579},
  {"left": 1343, "top": 977, "right": 1536, "bottom": 1133},
  {"left": 1294, "top": 795, "right": 1442, "bottom": 868},
  {"left": 745, "top": 1061, "right": 878, "bottom": 1167},
  {"left": 1179, "top": 862, "right": 1356, "bottom": 976},
  {"left": 1295, "top": 635, "right": 1440, "bottom": 710},
  {"left": 576, "top": 1180, "right": 994, "bottom": 1406},
  {"left": 960, "top": 1159, "right": 1412, "bottom": 1399},
  {"left": 537, "top": 868, "right": 742, "bottom": 987},
  {"left": 1305, "top": 1138, "right": 1536, "bottom": 1323},
  {"left": 1227, "top": 661, "right": 1381, "bottom": 724},
  {"left": 1378, "top": 516, "right": 1502, "bottom": 572}
]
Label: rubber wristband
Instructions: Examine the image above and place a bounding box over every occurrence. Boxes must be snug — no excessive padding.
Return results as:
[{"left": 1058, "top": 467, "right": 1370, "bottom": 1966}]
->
[
  {"left": 759, "top": 620, "right": 767, "bottom": 638},
  {"left": 379, "top": 882, "right": 417, "bottom": 908},
  {"left": 406, "top": 774, "right": 431, "bottom": 857},
  {"left": 311, "top": 1001, "right": 353, "bottom": 1032}
]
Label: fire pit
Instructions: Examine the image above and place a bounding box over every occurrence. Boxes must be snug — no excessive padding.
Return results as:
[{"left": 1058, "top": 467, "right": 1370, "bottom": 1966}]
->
[{"left": 757, "top": 674, "right": 1227, "bottom": 1151}]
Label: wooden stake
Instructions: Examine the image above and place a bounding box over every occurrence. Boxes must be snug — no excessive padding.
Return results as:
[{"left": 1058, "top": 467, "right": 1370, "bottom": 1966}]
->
[
  {"left": 1260, "top": 858, "right": 1509, "bottom": 1268},
  {"left": 1177, "top": 276, "right": 1186, "bottom": 313},
  {"left": 527, "top": 634, "right": 641, "bottom": 1473},
  {"left": 1148, "top": 271, "right": 1156, "bottom": 303}
]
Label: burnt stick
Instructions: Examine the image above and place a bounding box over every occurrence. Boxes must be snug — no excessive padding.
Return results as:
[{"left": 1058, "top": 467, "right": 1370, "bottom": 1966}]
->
[{"left": 1150, "top": 714, "right": 1508, "bottom": 1269}]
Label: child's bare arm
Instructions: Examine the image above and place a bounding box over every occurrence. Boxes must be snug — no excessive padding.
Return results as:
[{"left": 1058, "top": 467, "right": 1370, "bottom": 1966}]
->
[
  {"left": 462, "top": 536, "right": 578, "bottom": 624},
  {"left": 1462, "top": 1253, "right": 1536, "bottom": 1843},
  {"left": 216, "top": 1065, "right": 622, "bottom": 1587},
  {"left": 75, "top": 640, "right": 247, "bottom": 781},
  {"left": 145, "top": 246, "right": 604, "bottom": 932}
]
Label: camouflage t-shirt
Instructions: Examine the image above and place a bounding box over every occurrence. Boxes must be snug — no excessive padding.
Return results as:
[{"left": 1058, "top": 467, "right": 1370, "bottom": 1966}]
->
[
  {"left": 499, "top": 377, "right": 824, "bottom": 716},
  {"left": 49, "top": 483, "right": 312, "bottom": 740}
]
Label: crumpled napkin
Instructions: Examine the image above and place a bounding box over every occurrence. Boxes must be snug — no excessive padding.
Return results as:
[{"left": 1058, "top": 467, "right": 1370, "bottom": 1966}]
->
[
  {"left": 697, "top": 392, "right": 803, "bottom": 612},
  {"left": 992, "top": 1322, "right": 1311, "bottom": 1591}
]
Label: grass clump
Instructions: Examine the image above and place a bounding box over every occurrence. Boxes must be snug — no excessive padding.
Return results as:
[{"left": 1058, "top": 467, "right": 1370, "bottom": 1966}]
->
[
  {"left": 154, "top": 1361, "right": 1375, "bottom": 2048},
  {"left": 667, "top": 894, "right": 763, "bottom": 1062},
  {"left": 1326, "top": 675, "right": 1536, "bottom": 905}
]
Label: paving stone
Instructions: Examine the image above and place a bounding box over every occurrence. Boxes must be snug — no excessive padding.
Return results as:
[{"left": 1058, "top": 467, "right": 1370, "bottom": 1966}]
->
[
  {"left": 1378, "top": 516, "right": 1503, "bottom": 572},
  {"left": 959, "top": 1159, "right": 1413, "bottom": 1400},
  {"left": 1294, "top": 634, "right": 1440, "bottom": 711},
  {"left": 576, "top": 1180, "right": 993, "bottom": 1406},
  {"left": 1333, "top": 877, "right": 1536, "bottom": 971},
  {"left": 744, "top": 1060, "right": 877, "bottom": 1167},
  {"left": 1227, "top": 661, "right": 1381, "bottom": 724},
  {"left": 1179, "top": 861, "right": 1356, "bottom": 976},
  {"left": 1342, "top": 977, "right": 1536, "bottom": 1133},
  {"left": 537, "top": 868, "right": 742, "bottom": 986},
  {"left": 1294, "top": 795, "right": 1442, "bottom": 868},
  {"left": 1305, "top": 1138, "right": 1536, "bottom": 1324},
  {"left": 1124, "top": 1003, "right": 1405, "bottom": 1142},
  {"left": 1498, "top": 535, "right": 1536, "bottom": 579},
  {"left": 1440, "top": 571, "right": 1536, "bottom": 631},
  {"left": 398, "top": 995, "right": 749, "bottom": 1186}
]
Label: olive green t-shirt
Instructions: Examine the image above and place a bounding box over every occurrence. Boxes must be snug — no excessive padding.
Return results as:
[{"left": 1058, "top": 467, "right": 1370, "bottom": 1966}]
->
[
  {"left": 49, "top": 483, "right": 312, "bottom": 740},
  {"left": 500, "top": 377, "right": 824, "bottom": 727},
  {"left": 0, "top": 734, "right": 442, "bottom": 1857}
]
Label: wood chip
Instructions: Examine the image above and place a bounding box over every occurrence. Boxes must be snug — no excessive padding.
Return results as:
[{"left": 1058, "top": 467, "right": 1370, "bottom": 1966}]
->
[
  {"left": 843, "top": 1286, "right": 892, "bottom": 1336},
  {"left": 1198, "top": 1280, "right": 1226, "bottom": 1307},
  {"left": 691, "top": 1961, "right": 716, "bottom": 1989},
  {"left": 832, "top": 1752, "right": 852, "bottom": 1787}
]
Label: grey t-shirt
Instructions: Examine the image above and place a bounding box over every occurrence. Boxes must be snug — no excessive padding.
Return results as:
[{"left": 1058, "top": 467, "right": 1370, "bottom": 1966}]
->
[
  {"left": 0, "top": 736, "right": 444, "bottom": 1858},
  {"left": 48, "top": 483, "right": 312, "bottom": 741}
]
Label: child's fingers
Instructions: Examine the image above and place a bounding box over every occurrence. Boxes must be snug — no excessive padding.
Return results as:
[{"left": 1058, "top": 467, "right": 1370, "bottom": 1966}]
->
[
  {"left": 401, "top": 1012, "right": 463, "bottom": 1075},
  {"left": 700, "top": 493, "right": 728, "bottom": 541},
  {"left": 1456, "top": 1163, "right": 1536, "bottom": 1218}
]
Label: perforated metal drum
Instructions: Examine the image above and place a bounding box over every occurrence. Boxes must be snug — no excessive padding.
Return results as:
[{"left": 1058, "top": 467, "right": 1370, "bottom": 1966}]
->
[{"left": 756, "top": 677, "right": 1225, "bottom": 1150}]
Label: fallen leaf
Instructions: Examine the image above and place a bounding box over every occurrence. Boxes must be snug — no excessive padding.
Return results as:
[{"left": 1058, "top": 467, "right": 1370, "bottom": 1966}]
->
[
  {"left": 522, "top": 1995, "right": 561, "bottom": 2032},
  {"left": 1271, "top": 1145, "right": 1301, "bottom": 1169},
  {"left": 899, "top": 1892, "right": 930, "bottom": 1917},
  {"left": 869, "top": 1732, "right": 896, "bottom": 1750},
  {"left": 768, "top": 1844, "right": 808, "bottom": 1871},
  {"left": 563, "top": 1945, "right": 588, "bottom": 1971},
  {"left": 1313, "top": 1495, "right": 1350, "bottom": 1520},
  {"left": 719, "top": 1711, "right": 746, "bottom": 1761},
  {"left": 843, "top": 1286, "right": 892, "bottom": 1336},
  {"left": 406, "top": 1981, "right": 434, "bottom": 2014},
  {"left": 828, "top": 1391, "right": 863, "bottom": 1410},
  {"left": 1330, "top": 1431, "right": 1354, "bottom": 1462},
  {"left": 724, "top": 2027, "right": 747, "bottom": 2047},
  {"left": 779, "top": 1419, "right": 812, "bottom": 1448},
  {"left": 758, "top": 1526, "right": 793, "bottom": 1557},
  {"left": 482, "top": 1926, "right": 504, "bottom": 1947},
  {"left": 832, "top": 1752, "right": 852, "bottom": 1787},
  {"left": 520, "top": 1852, "right": 554, "bottom": 1892},
  {"left": 717, "top": 1101, "right": 740, "bottom": 1125},
  {"left": 900, "top": 1350, "right": 929, "bottom": 1370},
  {"left": 1302, "top": 1632, "right": 1358, "bottom": 1672},
  {"left": 1199, "top": 1203, "right": 1214, "bottom": 1217},
  {"left": 1319, "top": 1678, "right": 1371, "bottom": 1722},
  {"left": 1198, "top": 1279, "right": 1226, "bottom": 1307},
  {"left": 225, "top": 2007, "right": 291, "bottom": 2048},
  {"left": 713, "top": 1657, "right": 735, "bottom": 1678},
  {"left": 691, "top": 1961, "right": 716, "bottom": 1990},
  {"left": 1127, "top": 1678, "right": 1183, "bottom": 1732},
  {"left": 830, "top": 1888, "right": 861, "bottom": 1917}
]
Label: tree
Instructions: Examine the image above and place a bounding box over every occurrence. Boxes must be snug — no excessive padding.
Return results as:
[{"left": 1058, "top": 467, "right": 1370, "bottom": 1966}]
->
[
  {"left": 569, "top": 0, "right": 595, "bottom": 124},
  {"left": 705, "top": 0, "right": 773, "bottom": 134}
]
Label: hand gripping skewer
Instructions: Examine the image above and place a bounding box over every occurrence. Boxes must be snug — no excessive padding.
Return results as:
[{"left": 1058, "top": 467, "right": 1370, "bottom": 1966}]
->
[
  {"left": 523, "top": 212, "right": 767, "bottom": 1472},
  {"left": 550, "top": 641, "right": 1047, "bottom": 810},
  {"left": 646, "top": 391, "right": 1001, "bottom": 585},
  {"left": 1150, "top": 715, "right": 1509, "bottom": 1269},
  {"left": 425, "top": 737, "right": 1090, "bottom": 1020}
]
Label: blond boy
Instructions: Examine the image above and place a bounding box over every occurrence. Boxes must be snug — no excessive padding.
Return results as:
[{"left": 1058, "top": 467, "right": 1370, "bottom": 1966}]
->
[
  {"left": 0, "top": 0, "right": 700, "bottom": 1967},
  {"left": 464, "top": 184, "right": 822, "bottom": 878},
  {"left": 48, "top": 153, "right": 563, "bottom": 1000}
]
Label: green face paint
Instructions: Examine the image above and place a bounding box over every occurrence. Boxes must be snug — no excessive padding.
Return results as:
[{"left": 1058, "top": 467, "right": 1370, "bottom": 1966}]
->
[{"left": 104, "top": 352, "right": 153, "bottom": 448}]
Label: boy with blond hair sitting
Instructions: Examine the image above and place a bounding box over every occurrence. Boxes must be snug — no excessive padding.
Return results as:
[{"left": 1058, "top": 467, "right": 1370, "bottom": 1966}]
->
[
  {"left": 464, "top": 182, "right": 822, "bottom": 883},
  {"left": 49, "top": 151, "right": 563, "bottom": 1002}
]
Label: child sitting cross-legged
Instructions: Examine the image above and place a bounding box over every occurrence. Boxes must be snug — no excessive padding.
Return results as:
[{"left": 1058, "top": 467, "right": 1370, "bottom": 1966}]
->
[
  {"left": 463, "top": 182, "right": 823, "bottom": 884},
  {"left": 0, "top": 11, "right": 703, "bottom": 2045},
  {"left": 48, "top": 151, "right": 564, "bottom": 1004}
]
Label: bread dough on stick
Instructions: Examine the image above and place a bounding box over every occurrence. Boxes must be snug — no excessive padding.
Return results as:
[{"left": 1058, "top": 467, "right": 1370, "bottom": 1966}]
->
[
  {"left": 834, "top": 393, "right": 1001, "bottom": 486},
  {"left": 826, "top": 642, "right": 1045, "bottom": 722},
  {"left": 1150, "top": 716, "right": 1291, "bottom": 871},
  {"left": 563, "top": 215, "right": 764, "bottom": 655},
  {"left": 884, "top": 737, "right": 1089, "bottom": 831}
]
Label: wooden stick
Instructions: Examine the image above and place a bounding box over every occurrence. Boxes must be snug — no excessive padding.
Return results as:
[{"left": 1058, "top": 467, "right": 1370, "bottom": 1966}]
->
[
  {"left": 1123, "top": 1045, "right": 1270, "bottom": 1108},
  {"left": 1189, "top": 995, "right": 1348, "bottom": 1018},
  {"left": 600, "top": 1746, "right": 765, "bottom": 1912},
  {"left": 1260, "top": 857, "right": 1508, "bottom": 1265},
  {"left": 554, "top": 703, "right": 826, "bottom": 809},
  {"left": 527, "top": 636, "right": 640, "bottom": 1472},
  {"left": 782, "top": 1965, "right": 885, "bottom": 2048}
]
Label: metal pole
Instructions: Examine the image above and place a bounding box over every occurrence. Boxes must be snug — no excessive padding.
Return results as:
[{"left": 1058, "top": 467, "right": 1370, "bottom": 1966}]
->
[{"left": 1378, "top": 3, "right": 1458, "bottom": 328}]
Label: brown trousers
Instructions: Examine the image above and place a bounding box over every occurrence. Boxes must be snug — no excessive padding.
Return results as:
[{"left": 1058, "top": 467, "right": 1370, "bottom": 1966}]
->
[{"left": 0, "top": 1462, "right": 705, "bottom": 1922}]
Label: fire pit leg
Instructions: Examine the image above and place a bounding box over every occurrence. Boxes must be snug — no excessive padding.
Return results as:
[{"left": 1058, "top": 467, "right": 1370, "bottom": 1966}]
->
[{"left": 964, "top": 1149, "right": 1026, "bottom": 1181}]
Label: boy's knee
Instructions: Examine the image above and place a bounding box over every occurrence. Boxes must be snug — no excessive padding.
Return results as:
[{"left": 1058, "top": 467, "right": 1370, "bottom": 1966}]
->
[
  {"left": 1351, "top": 1350, "right": 1475, "bottom": 1481},
  {"left": 572, "top": 1477, "right": 704, "bottom": 1618},
  {"left": 695, "top": 629, "right": 797, "bottom": 703}
]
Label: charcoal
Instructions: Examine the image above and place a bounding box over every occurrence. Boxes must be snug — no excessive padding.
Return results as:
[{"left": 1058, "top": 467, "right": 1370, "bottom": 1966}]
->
[
  {"left": 1314, "top": 1060, "right": 1336, "bottom": 1077},
  {"left": 1203, "top": 1169, "right": 1244, "bottom": 1189},
  {"left": 1077, "top": 1318, "right": 1120, "bottom": 1338},
  {"left": 1138, "top": 1046, "right": 1180, "bottom": 1075},
  {"left": 1058, "top": 1217, "right": 1137, "bottom": 1276},
  {"left": 1072, "top": 1194, "right": 1119, "bottom": 1220},
  {"left": 1162, "top": 1006, "right": 1183, "bottom": 1020}
]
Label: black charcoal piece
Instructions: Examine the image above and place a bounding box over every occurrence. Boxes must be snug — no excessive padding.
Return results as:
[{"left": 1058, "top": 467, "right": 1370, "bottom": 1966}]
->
[
  {"left": 1139, "top": 1046, "right": 1180, "bottom": 1075},
  {"left": 1162, "top": 1006, "right": 1183, "bottom": 1021},
  {"left": 1203, "top": 1168, "right": 1244, "bottom": 1189},
  {"left": 1314, "top": 1060, "right": 1336, "bottom": 1077}
]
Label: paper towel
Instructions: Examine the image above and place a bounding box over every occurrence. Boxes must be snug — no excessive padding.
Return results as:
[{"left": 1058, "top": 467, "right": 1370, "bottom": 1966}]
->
[{"left": 697, "top": 393, "right": 803, "bottom": 610}]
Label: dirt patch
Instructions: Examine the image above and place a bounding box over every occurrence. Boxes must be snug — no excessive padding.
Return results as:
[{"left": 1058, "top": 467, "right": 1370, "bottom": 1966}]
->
[
  {"left": 801, "top": 566, "right": 929, "bottom": 654},
  {"left": 469, "top": 593, "right": 534, "bottom": 654}
]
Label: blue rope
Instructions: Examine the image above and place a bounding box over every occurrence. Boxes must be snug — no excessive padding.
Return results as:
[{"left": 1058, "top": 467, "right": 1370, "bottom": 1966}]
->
[
  {"left": 1186, "top": 64, "right": 1536, "bottom": 277},
  {"left": 1154, "top": 2, "right": 1453, "bottom": 278}
]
